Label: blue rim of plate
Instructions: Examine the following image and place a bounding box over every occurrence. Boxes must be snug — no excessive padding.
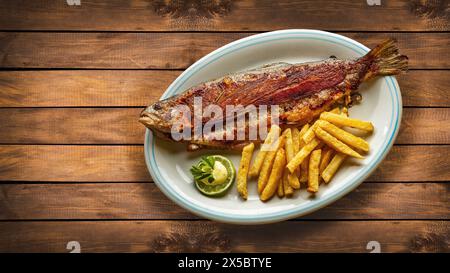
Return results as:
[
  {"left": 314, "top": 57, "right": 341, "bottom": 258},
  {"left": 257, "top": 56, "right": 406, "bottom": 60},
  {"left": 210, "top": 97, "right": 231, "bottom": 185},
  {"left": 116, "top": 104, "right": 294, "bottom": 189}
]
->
[{"left": 144, "top": 29, "right": 402, "bottom": 224}]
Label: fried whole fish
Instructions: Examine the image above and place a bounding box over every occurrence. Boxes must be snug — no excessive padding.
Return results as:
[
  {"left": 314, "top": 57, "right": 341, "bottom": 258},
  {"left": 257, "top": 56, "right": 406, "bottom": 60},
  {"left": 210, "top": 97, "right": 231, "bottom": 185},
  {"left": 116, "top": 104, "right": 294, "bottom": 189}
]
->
[{"left": 140, "top": 38, "right": 407, "bottom": 150}]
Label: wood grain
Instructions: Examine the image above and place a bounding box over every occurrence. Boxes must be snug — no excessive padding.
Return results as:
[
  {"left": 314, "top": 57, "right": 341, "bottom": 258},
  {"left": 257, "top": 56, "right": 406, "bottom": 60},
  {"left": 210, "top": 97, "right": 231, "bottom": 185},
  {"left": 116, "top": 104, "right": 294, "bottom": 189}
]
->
[
  {"left": 0, "top": 0, "right": 448, "bottom": 255},
  {"left": 0, "top": 183, "right": 447, "bottom": 220},
  {"left": 0, "top": 145, "right": 448, "bottom": 182},
  {"left": 0, "top": 108, "right": 144, "bottom": 144},
  {"left": 397, "top": 70, "right": 450, "bottom": 107},
  {"left": 0, "top": 70, "right": 179, "bottom": 107},
  {"left": 0, "top": 70, "right": 448, "bottom": 107},
  {"left": 397, "top": 108, "right": 450, "bottom": 144},
  {"left": 0, "top": 108, "right": 447, "bottom": 145},
  {"left": 0, "top": 32, "right": 448, "bottom": 69},
  {"left": 0, "top": 220, "right": 447, "bottom": 252},
  {"left": 0, "top": 145, "right": 150, "bottom": 182},
  {"left": 0, "top": 0, "right": 448, "bottom": 31}
]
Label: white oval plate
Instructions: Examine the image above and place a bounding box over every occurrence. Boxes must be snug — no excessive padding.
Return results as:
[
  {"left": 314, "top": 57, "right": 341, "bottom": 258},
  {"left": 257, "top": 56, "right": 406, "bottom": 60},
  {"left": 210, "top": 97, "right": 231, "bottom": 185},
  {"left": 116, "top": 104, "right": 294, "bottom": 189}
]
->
[{"left": 144, "top": 29, "right": 402, "bottom": 224}]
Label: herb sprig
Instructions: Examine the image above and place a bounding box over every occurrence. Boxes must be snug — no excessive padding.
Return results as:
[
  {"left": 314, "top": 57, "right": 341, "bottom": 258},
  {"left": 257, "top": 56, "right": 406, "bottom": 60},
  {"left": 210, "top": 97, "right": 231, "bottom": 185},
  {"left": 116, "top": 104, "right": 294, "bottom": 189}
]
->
[{"left": 190, "top": 156, "right": 216, "bottom": 183}]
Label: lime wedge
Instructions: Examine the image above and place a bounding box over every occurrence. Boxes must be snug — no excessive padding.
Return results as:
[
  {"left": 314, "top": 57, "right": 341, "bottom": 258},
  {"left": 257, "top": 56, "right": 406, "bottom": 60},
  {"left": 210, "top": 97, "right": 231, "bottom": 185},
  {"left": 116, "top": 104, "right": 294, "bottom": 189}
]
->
[{"left": 194, "top": 155, "right": 235, "bottom": 197}]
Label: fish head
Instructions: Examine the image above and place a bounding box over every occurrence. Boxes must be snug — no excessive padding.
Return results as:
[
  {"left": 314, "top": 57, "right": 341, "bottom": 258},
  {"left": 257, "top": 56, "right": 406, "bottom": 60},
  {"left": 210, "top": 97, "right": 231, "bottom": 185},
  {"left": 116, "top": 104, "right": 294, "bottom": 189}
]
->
[
  {"left": 139, "top": 100, "right": 173, "bottom": 132},
  {"left": 139, "top": 99, "right": 192, "bottom": 141}
]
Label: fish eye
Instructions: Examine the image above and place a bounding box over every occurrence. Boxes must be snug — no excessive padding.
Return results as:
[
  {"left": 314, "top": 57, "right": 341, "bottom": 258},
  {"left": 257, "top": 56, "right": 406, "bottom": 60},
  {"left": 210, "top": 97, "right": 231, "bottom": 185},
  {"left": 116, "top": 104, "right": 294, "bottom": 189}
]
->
[{"left": 153, "top": 103, "right": 162, "bottom": 110}]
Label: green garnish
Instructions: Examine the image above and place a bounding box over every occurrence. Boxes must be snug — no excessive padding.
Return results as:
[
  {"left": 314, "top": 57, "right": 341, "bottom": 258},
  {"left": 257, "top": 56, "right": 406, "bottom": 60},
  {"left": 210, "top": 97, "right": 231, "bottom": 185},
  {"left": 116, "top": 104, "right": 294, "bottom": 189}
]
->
[
  {"left": 190, "top": 155, "right": 236, "bottom": 196},
  {"left": 190, "top": 156, "right": 217, "bottom": 184}
]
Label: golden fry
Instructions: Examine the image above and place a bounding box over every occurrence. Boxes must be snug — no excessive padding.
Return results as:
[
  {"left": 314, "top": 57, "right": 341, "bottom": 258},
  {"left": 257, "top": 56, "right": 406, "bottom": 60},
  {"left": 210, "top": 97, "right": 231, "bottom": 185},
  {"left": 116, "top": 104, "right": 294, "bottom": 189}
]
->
[
  {"left": 261, "top": 148, "right": 286, "bottom": 201},
  {"left": 299, "top": 155, "right": 309, "bottom": 183},
  {"left": 298, "top": 123, "right": 310, "bottom": 183},
  {"left": 286, "top": 138, "right": 320, "bottom": 173},
  {"left": 297, "top": 123, "right": 310, "bottom": 186},
  {"left": 302, "top": 120, "right": 319, "bottom": 144},
  {"left": 284, "top": 128, "right": 300, "bottom": 189},
  {"left": 257, "top": 135, "right": 286, "bottom": 194},
  {"left": 298, "top": 124, "right": 310, "bottom": 147},
  {"left": 277, "top": 176, "right": 284, "bottom": 198},
  {"left": 287, "top": 173, "right": 300, "bottom": 190},
  {"left": 313, "top": 127, "right": 363, "bottom": 159},
  {"left": 284, "top": 128, "right": 294, "bottom": 159},
  {"left": 291, "top": 128, "right": 300, "bottom": 155},
  {"left": 249, "top": 124, "right": 280, "bottom": 177},
  {"left": 283, "top": 169, "right": 294, "bottom": 197},
  {"left": 301, "top": 105, "right": 345, "bottom": 144},
  {"left": 320, "top": 112, "right": 374, "bottom": 132},
  {"left": 291, "top": 127, "right": 301, "bottom": 178},
  {"left": 237, "top": 142, "right": 254, "bottom": 200},
  {"left": 307, "top": 149, "right": 322, "bottom": 193},
  {"left": 316, "top": 120, "right": 369, "bottom": 152},
  {"left": 322, "top": 153, "right": 347, "bottom": 183},
  {"left": 319, "top": 146, "right": 334, "bottom": 174}
]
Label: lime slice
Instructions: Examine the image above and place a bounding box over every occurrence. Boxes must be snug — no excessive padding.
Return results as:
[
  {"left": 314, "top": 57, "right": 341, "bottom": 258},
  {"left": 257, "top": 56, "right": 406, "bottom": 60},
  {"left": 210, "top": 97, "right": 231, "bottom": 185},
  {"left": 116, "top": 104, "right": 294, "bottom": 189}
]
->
[
  {"left": 211, "top": 160, "right": 228, "bottom": 185},
  {"left": 194, "top": 155, "right": 235, "bottom": 197}
]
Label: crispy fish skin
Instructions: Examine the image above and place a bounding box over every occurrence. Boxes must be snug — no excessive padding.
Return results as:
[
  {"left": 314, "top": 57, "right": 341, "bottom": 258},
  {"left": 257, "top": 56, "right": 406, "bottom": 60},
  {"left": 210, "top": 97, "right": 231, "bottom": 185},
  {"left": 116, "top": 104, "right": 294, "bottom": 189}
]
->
[{"left": 140, "top": 39, "right": 408, "bottom": 150}]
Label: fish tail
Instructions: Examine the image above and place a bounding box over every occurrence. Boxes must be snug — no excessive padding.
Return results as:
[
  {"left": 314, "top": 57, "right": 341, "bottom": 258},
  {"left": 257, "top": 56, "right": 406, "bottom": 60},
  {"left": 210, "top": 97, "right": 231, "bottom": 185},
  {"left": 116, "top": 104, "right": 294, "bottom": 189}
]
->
[{"left": 361, "top": 38, "right": 408, "bottom": 81}]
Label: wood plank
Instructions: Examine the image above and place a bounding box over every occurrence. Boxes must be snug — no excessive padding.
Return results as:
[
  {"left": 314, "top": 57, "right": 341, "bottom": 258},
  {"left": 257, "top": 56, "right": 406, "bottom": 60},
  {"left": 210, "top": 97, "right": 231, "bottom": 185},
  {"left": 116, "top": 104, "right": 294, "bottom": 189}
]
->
[
  {"left": 0, "top": 183, "right": 447, "bottom": 220},
  {"left": 0, "top": 108, "right": 448, "bottom": 145},
  {"left": 398, "top": 71, "right": 450, "bottom": 107},
  {"left": 0, "top": 145, "right": 448, "bottom": 182},
  {"left": 0, "top": 0, "right": 448, "bottom": 31},
  {"left": 0, "top": 70, "right": 179, "bottom": 107},
  {"left": 0, "top": 32, "right": 448, "bottom": 69},
  {"left": 397, "top": 108, "right": 450, "bottom": 144},
  {"left": 0, "top": 145, "right": 150, "bottom": 182},
  {"left": 0, "top": 221, "right": 447, "bottom": 252},
  {"left": 0, "top": 108, "right": 144, "bottom": 144},
  {"left": 0, "top": 70, "right": 448, "bottom": 107}
]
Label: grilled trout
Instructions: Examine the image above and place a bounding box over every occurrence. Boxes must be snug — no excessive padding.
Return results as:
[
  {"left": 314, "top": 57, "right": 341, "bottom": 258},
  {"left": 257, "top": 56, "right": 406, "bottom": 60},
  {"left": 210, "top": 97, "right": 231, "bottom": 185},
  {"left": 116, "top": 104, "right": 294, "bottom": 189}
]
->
[{"left": 140, "top": 39, "right": 407, "bottom": 151}]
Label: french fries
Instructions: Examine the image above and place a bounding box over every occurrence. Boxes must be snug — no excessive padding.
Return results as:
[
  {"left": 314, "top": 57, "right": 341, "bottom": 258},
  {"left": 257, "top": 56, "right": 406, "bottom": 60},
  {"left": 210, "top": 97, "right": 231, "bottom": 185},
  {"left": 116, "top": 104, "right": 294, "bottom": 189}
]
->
[
  {"left": 302, "top": 121, "right": 319, "bottom": 144},
  {"left": 316, "top": 120, "right": 369, "bottom": 152},
  {"left": 299, "top": 156, "right": 309, "bottom": 183},
  {"left": 236, "top": 107, "right": 374, "bottom": 202},
  {"left": 291, "top": 128, "right": 300, "bottom": 155},
  {"left": 301, "top": 104, "right": 344, "bottom": 143},
  {"left": 257, "top": 135, "right": 286, "bottom": 194},
  {"left": 261, "top": 148, "right": 286, "bottom": 201},
  {"left": 322, "top": 153, "right": 347, "bottom": 183},
  {"left": 277, "top": 176, "right": 284, "bottom": 198},
  {"left": 286, "top": 138, "right": 320, "bottom": 173},
  {"left": 249, "top": 125, "right": 280, "bottom": 177},
  {"left": 297, "top": 124, "right": 310, "bottom": 182},
  {"left": 237, "top": 142, "right": 254, "bottom": 200},
  {"left": 298, "top": 124, "right": 310, "bottom": 145},
  {"left": 307, "top": 149, "right": 321, "bottom": 193},
  {"left": 291, "top": 127, "right": 301, "bottom": 177},
  {"left": 319, "top": 146, "right": 334, "bottom": 175},
  {"left": 282, "top": 170, "right": 294, "bottom": 197},
  {"left": 320, "top": 112, "right": 374, "bottom": 132},
  {"left": 313, "top": 127, "right": 363, "bottom": 159},
  {"left": 284, "top": 129, "right": 300, "bottom": 189}
]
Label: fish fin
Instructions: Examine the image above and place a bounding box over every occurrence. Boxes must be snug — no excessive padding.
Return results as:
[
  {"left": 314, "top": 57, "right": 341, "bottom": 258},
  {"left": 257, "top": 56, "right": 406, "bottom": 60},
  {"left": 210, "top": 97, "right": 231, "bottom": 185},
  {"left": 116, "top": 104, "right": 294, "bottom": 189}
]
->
[{"left": 361, "top": 38, "right": 408, "bottom": 80}]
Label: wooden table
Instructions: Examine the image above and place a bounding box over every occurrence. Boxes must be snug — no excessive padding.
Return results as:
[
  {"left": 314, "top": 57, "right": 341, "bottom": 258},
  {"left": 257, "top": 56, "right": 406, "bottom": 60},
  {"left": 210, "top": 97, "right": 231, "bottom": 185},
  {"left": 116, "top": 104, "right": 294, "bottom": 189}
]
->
[{"left": 0, "top": 0, "right": 448, "bottom": 253}]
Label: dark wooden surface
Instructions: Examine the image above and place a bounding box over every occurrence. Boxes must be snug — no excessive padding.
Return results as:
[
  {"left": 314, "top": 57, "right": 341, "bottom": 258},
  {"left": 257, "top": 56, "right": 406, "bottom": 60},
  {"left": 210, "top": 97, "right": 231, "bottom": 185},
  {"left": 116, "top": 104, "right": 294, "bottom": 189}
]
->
[
  {"left": 0, "top": 0, "right": 448, "bottom": 253},
  {"left": 0, "top": 32, "right": 448, "bottom": 69}
]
